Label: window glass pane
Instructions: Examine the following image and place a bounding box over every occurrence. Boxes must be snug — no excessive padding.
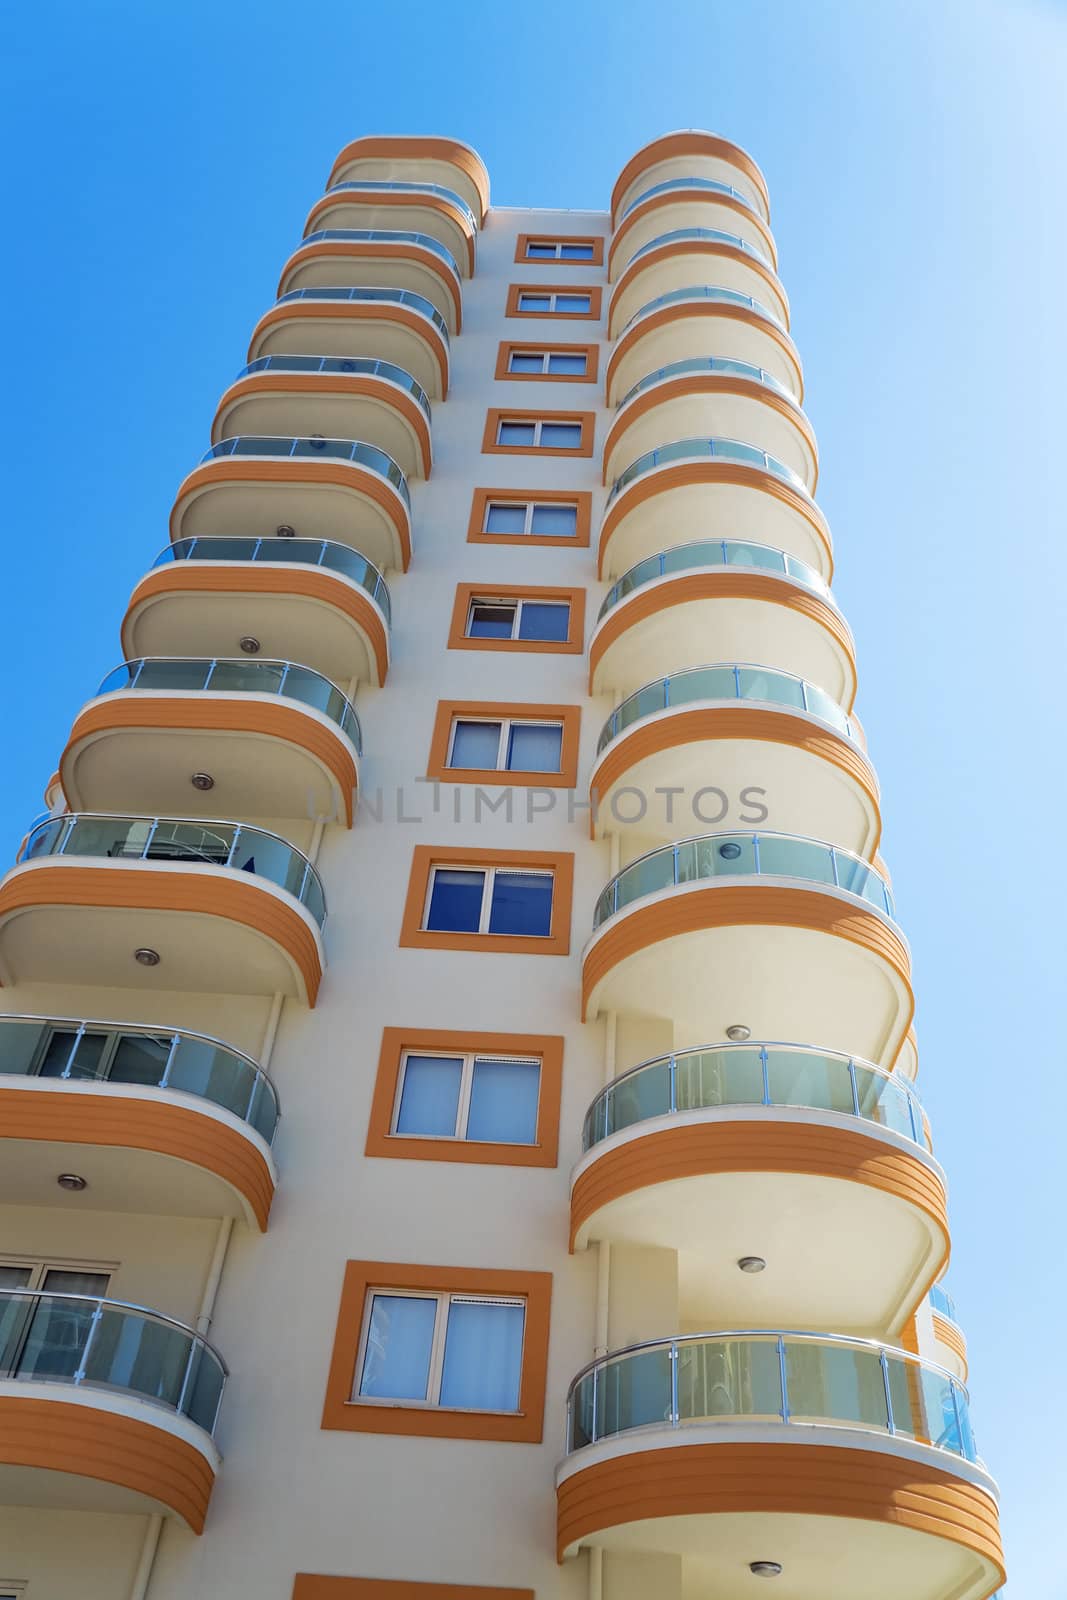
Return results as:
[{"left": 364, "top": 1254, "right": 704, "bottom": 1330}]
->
[
  {"left": 358, "top": 1294, "right": 437, "bottom": 1401},
  {"left": 561, "top": 244, "right": 594, "bottom": 259},
  {"left": 450, "top": 720, "right": 503, "bottom": 769},
  {"left": 547, "top": 353, "right": 587, "bottom": 375},
  {"left": 508, "top": 352, "right": 545, "bottom": 373},
  {"left": 488, "top": 873, "right": 553, "bottom": 936},
  {"left": 518, "top": 293, "right": 550, "bottom": 311},
  {"left": 517, "top": 601, "right": 570, "bottom": 641},
  {"left": 107, "top": 1033, "right": 170, "bottom": 1086},
  {"left": 396, "top": 1055, "right": 463, "bottom": 1136},
  {"left": 426, "top": 868, "right": 485, "bottom": 932},
  {"left": 439, "top": 1300, "right": 524, "bottom": 1410},
  {"left": 530, "top": 503, "right": 577, "bottom": 536},
  {"left": 468, "top": 602, "right": 517, "bottom": 639},
  {"left": 506, "top": 723, "right": 563, "bottom": 772},
  {"left": 0, "top": 1266, "right": 33, "bottom": 1289},
  {"left": 37, "top": 1028, "right": 103, "bottom": 1078},
  {"left": 40, "top": 1269, "right": 110, "bottom": 1297},
  {"left": 498, "top": 421, "right": 537, "bottom": 446},
  {"left": 484, "top": 502, "right": 527, "bottom": 534},
  {"left": 526, "top": 243, "right": 556, "bottom": 259},
  {"left": 555, "top": 295, "right": 590, "bottom": 312},
  {"left": 467, "top": 1059, "right": 540, "bottom": 1143},
  {"left": 540, "top": 423, "right": 582, "bottom": 449}
]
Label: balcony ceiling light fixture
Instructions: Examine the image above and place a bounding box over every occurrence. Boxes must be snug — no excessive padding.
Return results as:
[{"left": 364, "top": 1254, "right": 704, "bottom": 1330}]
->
[
  {"left": 239, "top": 636, "right": 261, "bottom": 654},
  {"left": 749, "top": 1562, "right": 783, "bottom": 1577},
  {"left": 738, "top": 1255, "right": 767, "bottom": 1273},
  {"left": 134, "top": 947, "right": 161, "bottom": 967},
  {"left": 725, "top": 1023, "right": 751, "bottom": 1040},
  {"left": 57, "top": 1173, "right": 88, "bottom": 1191},
  {"left": 191, "top": 772, "right": 215, "bottom": 791},
  {"left": 276, "top": 524, "right": 297, "bottom": 537}
]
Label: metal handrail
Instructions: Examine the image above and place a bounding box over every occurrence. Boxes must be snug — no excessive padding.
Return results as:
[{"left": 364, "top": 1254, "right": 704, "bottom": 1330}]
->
[
  {"left": 616, "top": 354, "right": 797, "bottom": 411},
  {"left": 625, "top": 226, "right": 774, "bottom": 272},
  {"left": 620, "top": 283, "right": 786, "bottom": 337},
  {"left": 299, "top": 226, "right": 461, "bottom": 277},
  {"left": 155, "top": 536, "right": 391, "bottom": 624},
  {"left": 201, "top": 434, "right": 410, "bottom": 508},
  {"left": 597, "top": 538, "right": 833, "bottom": 621},
  {"left": 321, "top": 179, "right": 478, "bottom": 234},
  {"left": 608, "top": 436, "right": 809, "bottom": 504},
  {"left": 236, "top": 353, "right": 431, "bottom": 421},
  {"left": 274, "top": 283, "right": 449, "bottom": 343}
]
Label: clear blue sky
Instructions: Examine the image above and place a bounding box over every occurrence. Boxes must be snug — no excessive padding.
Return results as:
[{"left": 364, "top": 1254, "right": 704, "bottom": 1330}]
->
[{"left": 4, "top": 0, "right": 1062, "bottom": 1587}]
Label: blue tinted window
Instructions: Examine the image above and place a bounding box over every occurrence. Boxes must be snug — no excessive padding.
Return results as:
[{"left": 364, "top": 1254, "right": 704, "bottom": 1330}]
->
[
  {"left": 530, "top": 503, "right": 577, "bottom": 536},
  {"left": 488, "top": 873, "right": 553, "bottom": 936},
  {"left": 518, "top": 602, "right": 570, "bottom": 641},
  {"left": 426, "top": 869, "right": 485, "bottom": 932}
]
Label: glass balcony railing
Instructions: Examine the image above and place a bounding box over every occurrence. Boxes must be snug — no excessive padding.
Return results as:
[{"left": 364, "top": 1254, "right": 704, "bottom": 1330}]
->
[
  {"left": 608, "top": 437, "right": 809, "bottom": 505},
  {"left": 300, "top": 227, "right": 461, "bottom": 277},
  {"left": 565, "top": 1331, "right": 976, "bottom": 1464},
  {"left": 930, "top": 1285, "right": 959, "bottom": 1322},
  {"left": 582, "top": 1041, "right": 927, "bottom": 1153},
  {"left": 617, "top": 355, "right": 796, "bottom": 411},
  {"left": 619, "top": 176, "right": 759, "bottom": 221},
  {"left": 155, "top": 537, "right": 391, "bottom": 624},
  {"left": 597, "top": 539, "right": 832, "bottom": 621},
  {"left": 626, "top": 226, "right": 774, "bottom": 272},
  {"left": 0, "top": 1014, "right": 278, "bottom": 1144},
  {"left": 592, "top": 830, "right": 894, "bottom": 929},
  {"left": 96, "top": 657, "right": 362, "bottom": 755},
  {"left": 275, "top": 285, "right": 450, "bottom": 345},
  {"left": 621, "top": 284, "right": 786, "bottom": 337},
  {"left": 321, "top": 180, "right": 478, "bottom": 235},
  {"left": 19, "top": 815, "right": 327, "bottom": 928},
  {"left": 202, "top": 435, "right": 409, "bottom": 509},
  {"left": 237, "top": 354, "right": 430, "bottom": 422},
  {"left": 596, "top": 663, "right": 857, "bottom": 754},
  {"left": 0, "top": 1287, "right": 226, "bottom": 1435}
]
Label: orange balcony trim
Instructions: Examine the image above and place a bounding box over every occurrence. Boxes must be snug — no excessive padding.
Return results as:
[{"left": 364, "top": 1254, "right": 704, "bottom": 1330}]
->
[
  {"left": 326, "top": 137, "right": 490, "bottom": 223},
  {"left": 609, "top": 187, "right": 777, "bottom": 276},
  {"left": 212, "top": 372, "right": 432, "bottom": 477},
  {"left": 610, "top": 235, "right": 787, "bottom": 331},
  {"left": 279, "top": 239, "right": 462, "bottom": 330},
  {"left": 611, "top": 133, "right": 771, "bottom": 223},
  {"left": 932, "top": 1312, "right": 969, "bottom": 1375},
  {"left": 605, "top": 300, "right": 802, "bottom": 403},
  {"left": 305, "top": 189, "right": 476, "bottom": 274},
  {"left": 248, "top": 300, "right": 449, "bottom": 398}
]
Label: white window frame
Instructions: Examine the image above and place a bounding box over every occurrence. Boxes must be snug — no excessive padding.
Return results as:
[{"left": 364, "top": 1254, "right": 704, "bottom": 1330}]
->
[
  {"left": 524, "top": 239, "right": 596, "bottom": 261},
  {"left": 495, "top": 416, "right": 584, "bottom": 450},
  {"left": 516, "top": 290, "right": 592, "bottom": 314},
  {"left": 391, "top": 1050, "right": 542, "bottom": 1143},
  {"left": 355, "top": 1289, "right": 527, "bottom": 1411},
  {"left": 0, "top": 1584, "right": 27, "bottom": 1598},
  {"left": 482, "top": 499, "right": 580, "bottom": 538},
  {"left": 507, "top": 348, "right": 589, "bottom": 376},
  {"left": 465, "top": 595, "right": 572, "bottom": 642},
  {"left": 422, "top": 865, "right": 555, "bottom": 935},
  {"left": 446, "top": 716, "right": 564, "bottom": 773},
  {"left": 0, "top": 1257, "right": 116, "bottom": 1293}
]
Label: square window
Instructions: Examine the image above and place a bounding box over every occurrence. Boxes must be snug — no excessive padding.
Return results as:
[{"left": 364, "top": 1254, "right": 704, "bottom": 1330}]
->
[
  {"left": 517, "top": 292, "right": 551, "bottom": 312},
  {"left": 449, "top": 720, "right": 504, "bottom": 768},
  {"left": 393, "top": 1051, "right": 541, "bottom": 1145},
  {"left": 539, "top": 422, "right": 582, "bottom": 448},
  {"left": 467, "top": 601, "right": 518, "bottom": 639},
  {"left": 547, "top": 352, "right": 587, "bottom": 375},
  {"left": 508, "top": 351, "right": 546, "bottom": 373},
  {"left": 560, "top": 243, "right": 595, "bottom": 260},
  {"left": 426, "top": 868, "right": 485, "bottom": 933},
  {"left": 402, "top": 848, "right": 572, "bottom": 954},
  {"left": 357, "top": 1290, "right": 525, "bottom": 1414},
  {"left": 497, "top": 420, "right": 537, "bottom": 446},
  {"left": 395, "top": 1054, "right": 464, "bottom": 1137},
  {"left": 467, "top": 1058, "right": 541, "bottom": 1144},
  {"left": 505, "top": 722, "right": 563, "bottom": 772},
  {"left": 488, "top": 872, "right": 553, "bottom": 936},
  {"left": 526, "top": 242, "right": 557, "bottom": 259},
  {"left": 438, "top": 1299, "right": 524, "bottom": 1410},
  {"left": 555, "top": 294, "right": 591, "bottom": 313},
  {"left": 531, "top": 503, "right": 578, "bottom": 536},
  {"left": 358, "top": 1293, "right": 437, "bottom": 1401},
  {"left": 517, "top": 601, "right": 570, "bottom": 642},
  {"left": 484, "top": 502, "right": 528, "bottom": 534}
]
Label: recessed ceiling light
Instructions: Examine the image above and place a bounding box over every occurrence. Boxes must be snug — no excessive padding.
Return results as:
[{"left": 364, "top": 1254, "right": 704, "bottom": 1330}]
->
[
  {"left": 738, "top": 1256, "right": 767, "bottom": 1273},
  {"left": 57, "top": 1173, "right": 88, "bottom": 1192},
  {"left": 239, "top": 636, "right": 261, "bottom": 654},
  {"left": 725, "top": 1023, "right": 751, "bottom": 1041},
  {"left": 134, "top": 947, "right": 161, "bottom": 967},
  {"left": 191, "top": 772, "right": 215, "bottom": 791},
  {"left": 276, "top": 524, "right": 296, "bottom": 537},
  {"left": 749, "top": 1562, "right": 783, "bottom": 1577}
]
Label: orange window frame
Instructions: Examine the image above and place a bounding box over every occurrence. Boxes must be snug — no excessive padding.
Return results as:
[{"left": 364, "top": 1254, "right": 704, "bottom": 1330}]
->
[
  {"left": 400, "top": 845, "right": 574, "bottom": 957},
  {"left": 506, "top": 283, "right": 603, "bottom": 320},
  {"left": 514, "top": 233, "right": 605, "bottom": 266},
  {"left": 448, "top": 583, "right": 585, "bottom": 655},
  {"left": 467, "top": 488, "right": 592, "bottom": 548},
  {"left": 321, "top": 1259, "right": 553, "bottom": 1442},
  {"left": 365, "top": 1027, "right": 564, "bottom": 1168},
  {"left": 494, "top": 341, "right": 600, "bottom": 384},
  {"left": 482, "top": 408, "right": 595, "bottom": 458},
  {"left": 426, "top": 701, "right": 581, "bottom": 789}
]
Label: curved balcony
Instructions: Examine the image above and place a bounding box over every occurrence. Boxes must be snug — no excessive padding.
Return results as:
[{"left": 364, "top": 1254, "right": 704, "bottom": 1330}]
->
[
  {"left": 327, "top": 135, "right": 489, "bottom": 227},
  {"left": 612, "top": 131, "right": 771, "bottom": 226},
  {"left": 61, "top": 657, "right": 361, "bottom": 826},
  {"left": 583, "top": 831, "right": 911, "bottom": 1068},
  {"left": 610, "top": 227, "right": 789, "bottom": 336},
  {"left": 557, "top": 1331, "right": 1003, "bottom": 1600},
  {"left": 248, "top": 286, "right": 449, "bottom": 401},
  {"left": 590, "top": 664, "right": 878, "bottom": 854},
  {"left": 125, "top": 537, "right": 390, "bottom": 688},
  {"left": 304, "top": 182, "right": 476, "bottom": 276},
  {"left": 609, "top": 179, "right": 777, "bottom": 280},
  {"left": 606, "top": 286, "right": 802, "bottom": 406},
  {"left": 0, "top": 1014, "right": 277, "bottom": 1227},
  {"left": 0, "top": 1287, "right": 225, "bottom": 1529},
  {"left": 930, "top": 1285, "right": 968, "bottom": 1381},
  {"left": 598, "top": 428, "right": 830, "bottom": 583},
  {"left": 213, "top": 355, "right": 431, "bottom": 479},
  {"left": 589, "top": 539, "right": 852, "bottom": 706},
  {"left": 572, "top": 1041, "right": 945, "bottom": 1333},
  {"left": 1, "top": 814, "right": 326, "bottom": 1003},
  {"left": 278, "top": 230, "right": 462, "bottom": 331},
  {"left": 605, "top": 358, "right": 817, "bottom": 490},
  {"left": 170, "top": 434, "right": 412, "bottom": 575}
]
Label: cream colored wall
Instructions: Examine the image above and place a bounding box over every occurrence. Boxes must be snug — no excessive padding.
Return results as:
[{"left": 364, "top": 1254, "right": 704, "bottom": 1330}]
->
[{"left": 0, "top": 1508, "right": 144, "bottom": 1600}]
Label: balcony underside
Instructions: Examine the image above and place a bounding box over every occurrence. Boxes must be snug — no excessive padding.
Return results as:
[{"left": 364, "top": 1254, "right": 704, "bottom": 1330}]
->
[
  {"left": 609, "top": 242, "right": 789, "bottom": 335},
  {"left": 610, "top": 192, "right": 777, "bottom": 279},
  {"left": 248, "top": 304, "right": 448, "bottom": 400},
  {"left": 606, "top": 305, "right": 802, "bottom": 404},
  {"left": 212, "top": 376, "right": 431, "bottom": 479},
  {"left": 303, "top": 193, "right": 475, "bottom": 275},
  {"left": 278, "top": 242, "right": 461, "bottom": 331},
  {"left": 604, "top": 380, "right": 816, "bottom": 491},
  {"left": 327, "top": 136, "right": 489, "bottom": 224}
]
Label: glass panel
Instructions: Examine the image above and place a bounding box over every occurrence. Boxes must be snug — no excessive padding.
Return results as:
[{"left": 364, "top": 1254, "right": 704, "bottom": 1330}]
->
[
  {"left": 84, "top": 1307, "right": 192, "bottom": 1409},
  {"left": 484, "top": 503, "right": 527, "bottom": 534},
  {"left": 498, "top": 422, "right": 537, "bottom": 447},
  {"left": 182, "top": 1341, "right": 226, "bottom": 1431},
  {"left": 555, "top": 295, "right": 590, "bottom": 312},
  {"left": 766, "top": 1048, "right": 854, "bottom": 1114},
  {"left": 426, "top": 869, "right": 485, "bottom": 932},
  {"left": 785, "top": 1341, "right": 888, "bottom": 1430},
  {"left": 449, "top": 720, "right": 503, "bottom": 769},
  {"left": 605, "top": 1058, "right": 671, "bottom": 1134},
  {"left": 738, "top": 666, "right": 806, "bottom": 711},
  {"left": 617, "top": 849, "right": 675, "bottom": 907},
  {"left": 529, "top": 503, "right": 577, "bottom": 536},
  {"left": 106, "top": 1032, "right": 170, "bottom": 1087},
  {"left": 358, "top": 1294, "right": 437, "bottom": 1401},
  {"left": 466, "top": 1058, "right": 540, "bottom": 1143},
  {"left": 69, "top": 816, "right": 155, "bottom": 859},
  {"left": 599, "top": 1346, "right": 672, "bottom": 1437},
  {"left": 468, "top": 602, "right": 517, "bottom": 639},
  {"left": 13, "top": 1295, "right": 98, "bottom": 1379},
  {"left": 506, "top": 723, "right": 563, "bottom": 773},
  {"left": 526, "top": 243, "right": 556, "bottom": 259},
  {"left": 439, "top": 1301, "right": 524, "bottom": 1411},
  {"left": 677, "top": 1337, "right": 782, "bottom": 1420},
  {"left": 488, "top": 873, "right": 553, "bottom": 936},
  {"left": 508, "top": 352, "right": 545, "bottom": 373},
  {"left": 676, "top": 1047, "right": 764, "bottom": 1109},
  {"left": 36, "top": 1028, "right": 103, "bottom": 1079},
  {"left": 517, "top": 294, "right": 551, "bottom": 312},
  {"left": 547, "top": 353, "right": 588, "bottom": 374},
  {"left": 0, "top": 1268, "right": 33, "bottom": 1289},
  {"left": 560, "top": 244, "right": 594, "bottom": 260},
  {"left": 146, "top": 820, "right": 233, "bottom": 864},
  {"left": 207, "top": 659, "right": 285, "bottom": 696},
  {"left": 856, "top": 1067, "right": 914, "bottom": 1138},
  {"left": 540, "top": 423, "right": 582, "bottom": 448},
  {"left": 517, "top": 601, "right": 570, "bottom": 641},
  {"left": 395, "top": 1055, "right": 463, "bottom": 1137},
  {"left": 0, "top": 1017, "right": 46, "bottom": 1075},
  {"left": 164, "top": 1037, "right": 252, "bottom": 1114},
  {"left": 756, "top": 835, "right": 834, "bottom": 885}
]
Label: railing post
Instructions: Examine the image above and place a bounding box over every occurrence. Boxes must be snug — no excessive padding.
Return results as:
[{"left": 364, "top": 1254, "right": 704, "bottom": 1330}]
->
[
  {"left": 669, "top": 1341, "right": 679, "bottom": 1425},
  {"left": 141, "top": 818, "right": 160, "bottom": 861},
  {"left": 880, "top": 1348, "right": 896, "bottom": 1434},
  {"left": 668, "top": 1053, "right": 677, "bottom": 1114},
  {"left": 589, "top": 1364, "right": 599, "bottom": 1444},
  {"left": 760, "top": 1045, "right": 771, "bottom": 1106},
  {"left": 71, "top": 1302, "right": 105, "bottom": 1386},
  {"left": 672, "top": 844, "right": 680, "bottom": 885},
  {"left": 159, "top": 1033, "right": 182, "bottom": 1090},
  {"left": 227, "top": 825, "right": 242, "bottom": 869},
  {"left": 130, "top": 658, "right": 145, "bottom": 689},
  {"left": 777, "top": 1337, "right": 790, "bottom": 1422},
  {"left": 297, "top": 860, "right": 312, "bottom": 906},
  {"left": 949, "top": 1380, "right": 967, "bottom": 1457},
  {"left": 752, "top": 833, "right": 761, "bottom": 873},
  {"left": 175, "top": 1334, "right": 199, "bottom": 1417},
  {"left": 245, "top": 1070, "right": 261, "bottom": 1125},
  {"left": 733, "top": 664, "right": 742, "bottom": 699},
  {"left": 829, "top": 846, "right": 840, "bottom": 887},
  {"left": 848, "top": 1058, "right": 861, "bottom": 1117},
  {"left": 61, "top": 1022, "right": 87, "bottom": 1080},
  {"left": 58, "top": 815, "right": 76, "bottom": 855},
  {"left": 203, "top": 659, "right": 216, "bottom": 692},
  {"left": 252, "top": 537, "right": 262, "bottom": 560}
]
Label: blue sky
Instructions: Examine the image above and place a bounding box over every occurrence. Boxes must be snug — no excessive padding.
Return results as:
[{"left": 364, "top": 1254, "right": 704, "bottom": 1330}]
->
[{"left": 4, "top": 0, "right": 1063, "bottom": 1586}]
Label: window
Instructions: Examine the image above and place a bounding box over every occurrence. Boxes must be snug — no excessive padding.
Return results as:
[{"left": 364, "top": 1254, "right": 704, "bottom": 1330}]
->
[
  {"left": 482, "top": 409, "right": 594, "bottom": 457},
  {"left": 506, "top": 283, "right": 603, "bottom": 320},
  {"left": 366, "top": 1028, "right": 563, "bottom": 1167},
  {"left": 448, "top": 583, "right": 585, "bottom": 655},
  {"left": 467, "top": 596, "right": 570, "bottom": 643},
  {"left": 509, "top": 349, "right": 587, "bottom": 376},
  {"left": 357, "top": 1289, "right": 526, "bottom": 1412},
  {"left": 400, "top": 847, "right": 574, "bottom": 955},
  {"left": 515, "top": 232, "right": 604, "bottom": 265},
  {"left": 448, "top": 718, "right": 563, "bottom": 775},
  {"left": 495, "top": 342, "right": 599, "bottom": 383},
  {"left": 426, "top": 702, "right": 581, "bottom": 788},
  {"left": 468, "top": 489, "right": 591, "bottom": 547},
  {"left": 0, "top": 1261, "right": 113, "bottom": 1382},
  {"left": 487, "top": 500, "right": 577, "bottom": 537}
]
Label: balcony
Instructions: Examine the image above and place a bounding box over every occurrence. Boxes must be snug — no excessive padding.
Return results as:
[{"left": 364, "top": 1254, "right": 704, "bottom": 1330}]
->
[
  {"left": 0, "top": 1287, "right": 225, "bottom": 1530},
  {"left": 278, "top": 230, "right": 462, "bottom": 332},
  {"left": 605, "top": 357, "right": 817, "bottom": 490},
  {"left": 0, "top": 814, "right": 326, "bottom": 1002},
  {"left": 583, "top": 831, "right": 911, "bottom": 1068},
  {"left": 612, "top": 131, "right": 771, "bottom": 227},
  {"left": 590, "top": 664, "right": 878, "bottom": 854},
  {"left": 598, "top": 432, "right": 830, "bottom": 582},
  {"left": 606, "top": 286, "right": 802, "bottom": 405},
  {"left": 0, "top": 1014, "right": 277, "bottom": 1227},
  {"left": 304, "top": 182, "right": 477, "bottom": 275},
  {"left": 609, "top": 227, "right": 789, "bottom": 335},
  {"left": 213, "top": 355, "right": 432, "bottom": 479},
  {"left": 557, "top": 1331, "right": 1004, "bottom": 1600},
  {"left": 248, "top": 286, "right": 449, "bottom": 401},
  {"left": 61, "top": 657, "right": 361, "bottom": 826},
  {"left": 609, "top": 176, "right": 778, "bottom": 281},
  {"left": 930, "top": 1285, "right": 968, "bottom": 1381},
  {"left": 589, "top": 539, "right": 852, "bottom": 705},
  {"left": 572, "top": 1041, "right": 946, "bottom": 1333},
  {"left": 125, "top": 537, "right": 390, "bottom": 688},
  {"left": 170, "top": 434, "right": 412, "bottom": 575},
  {"left": 326, "top": 135, "right": 489, "bottom": 227}
]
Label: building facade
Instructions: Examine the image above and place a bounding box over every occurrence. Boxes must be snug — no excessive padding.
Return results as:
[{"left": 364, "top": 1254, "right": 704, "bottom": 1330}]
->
[{"left": 0, "top": 132, "right": 1004, "bottom": 1599}]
